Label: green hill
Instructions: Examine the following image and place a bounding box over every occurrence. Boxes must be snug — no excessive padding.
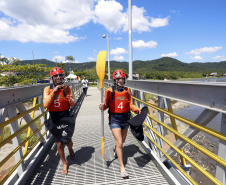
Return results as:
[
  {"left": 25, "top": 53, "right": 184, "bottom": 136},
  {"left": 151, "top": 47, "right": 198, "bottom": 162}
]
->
[{"left": 20, "top": 57, "right": 226, "bottom": 74}]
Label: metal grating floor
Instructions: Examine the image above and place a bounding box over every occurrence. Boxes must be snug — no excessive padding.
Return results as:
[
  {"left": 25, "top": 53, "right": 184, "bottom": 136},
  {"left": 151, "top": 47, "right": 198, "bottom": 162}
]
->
[{"left": 25, "top": 87, "right": 172, "bottom": 185}]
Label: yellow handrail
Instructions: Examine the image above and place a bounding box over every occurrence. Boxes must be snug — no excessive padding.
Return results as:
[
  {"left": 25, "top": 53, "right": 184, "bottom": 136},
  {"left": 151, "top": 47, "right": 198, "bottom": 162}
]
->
[
  {"left": 0, "top": 83, "right": 83, "bottom": 184},
  {"left": 0, "top": 129, "right": 48, "bottom": 185},
  {"left": 143, "top": 131, "right": 198, "bottom": 185},
  {"left": 142, "top": 119, "right": 222, "bottom": 185},
  {"left": 0, "top": 123, "right": 45, "bottom": 168},
  {"left": 24, "top": 97, "right": 37, "bottom": 155},
  {"left": 0, "top": 113, "right": 45, "bottom": 148},
  {"left": 0, "top": 104, "right": 43, "bottom": 129},
  {"left": 148, "top": 112, "right": 226, "bottom": 167},
  {"left": 132, "top": 96, "right": 226, "bottom": 142}
]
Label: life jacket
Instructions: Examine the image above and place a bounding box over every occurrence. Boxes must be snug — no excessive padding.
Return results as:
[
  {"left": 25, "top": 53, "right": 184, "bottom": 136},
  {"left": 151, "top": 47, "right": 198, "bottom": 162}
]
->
[
  {"left": 109, "top": 86, "right": 130, "bottom": 114},
  {"left": 48, "top": 84, "right": 70, "bottom": 112}
]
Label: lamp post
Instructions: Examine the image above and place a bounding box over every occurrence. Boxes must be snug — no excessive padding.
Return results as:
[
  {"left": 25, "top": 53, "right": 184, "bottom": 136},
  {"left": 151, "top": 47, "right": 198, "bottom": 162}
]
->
[
  {"left": 102, "top": 34, "right": 110, "bottom": 80},
  {"left": 128, "top": 0, "right": 133, "bottom": 80}
]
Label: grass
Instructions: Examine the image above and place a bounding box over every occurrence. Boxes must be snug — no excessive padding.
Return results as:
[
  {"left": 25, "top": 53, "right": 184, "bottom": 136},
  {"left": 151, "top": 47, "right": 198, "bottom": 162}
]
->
[
  {"left": 88, "top": 83, "right": 97, "bottom": 87},
  {"left": 2, "top": 119, "right": 42, "bottom": 147},
  {"left": 143, "top": 92, "right": 157, "bottom": 102}
]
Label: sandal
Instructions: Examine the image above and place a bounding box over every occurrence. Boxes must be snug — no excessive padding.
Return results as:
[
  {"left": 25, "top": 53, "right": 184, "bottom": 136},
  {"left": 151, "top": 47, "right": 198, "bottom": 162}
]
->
[
  {"left": 120, "top": 170, "right": 129, "bottom": 179},
  {"left": 61, "top": 169, "right": 68, "bottom": 175}
]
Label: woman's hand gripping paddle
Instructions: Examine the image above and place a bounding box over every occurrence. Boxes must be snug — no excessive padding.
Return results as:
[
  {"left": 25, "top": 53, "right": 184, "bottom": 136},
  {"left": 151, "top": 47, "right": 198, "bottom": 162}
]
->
[{"left": 96, "top": 51, "right": 107, "bottom": 164}]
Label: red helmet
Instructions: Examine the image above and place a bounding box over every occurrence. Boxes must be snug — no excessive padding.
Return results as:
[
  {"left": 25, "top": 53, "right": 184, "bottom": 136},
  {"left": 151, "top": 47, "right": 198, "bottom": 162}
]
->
[
  {"left": 112, "top": 70, "right": 126, "bottom": 85},
  {"left": 50, "top": 67, "right": 65, "bottom": 85},
  {"left": 50, "top": 67, "right": 64, "bottom": 76}
]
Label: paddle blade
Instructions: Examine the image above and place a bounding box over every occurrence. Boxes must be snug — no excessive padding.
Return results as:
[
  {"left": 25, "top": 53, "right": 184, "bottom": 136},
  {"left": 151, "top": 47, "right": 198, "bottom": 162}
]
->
[
  {"left": 96, "top": 51, "right": 107, "bottom": 88},
  {"left": 101, "top": 137, "right": 107, "bottom": 164}
]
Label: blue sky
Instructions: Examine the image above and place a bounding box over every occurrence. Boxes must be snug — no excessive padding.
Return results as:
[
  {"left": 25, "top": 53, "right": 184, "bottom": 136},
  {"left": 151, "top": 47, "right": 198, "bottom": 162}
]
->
[{"left": 0, "top": 0, "right": 225, "bottom": 64}]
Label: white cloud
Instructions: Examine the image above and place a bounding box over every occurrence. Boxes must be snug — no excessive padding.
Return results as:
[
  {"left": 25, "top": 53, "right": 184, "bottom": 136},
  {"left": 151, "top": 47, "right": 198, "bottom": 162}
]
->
[
  {"left": 0, "top": 0, "right": 169, "bottom": 43},
  {"left": 161, "top": 52, "right": 178, "bottom": 57},
  {"left": 213, "top": 55, "right": 226, "bottom": 61},
  {"left": 113, "top": 55, "right": 124, "bottom": 61},
  {"left": 0, "top": 0, "right": 94, "bottom": 43},
  {"left": 52, "top": 55, "right": 79, "bottom": 63},
  {"left": 132, "top": 40, "right": 157, "bottom": 49},
  {"left": 191, "top": 56, "right": 203, "bottom": 60},
  {"left": 94, "top": 1, "right": 169, "bottom": 33},
  {"left": 170, "top": 10, "right": 180, "bottom": 16},
  {"left": 186, "top": 47, "right": 222, "bottom": 55},
  {"left": 88, "top": 57, "right": 96, "bottom": 61},
  {"left": 63, "top": 60, "right": 79, "bottom": 63},
  {"left": 110, "top": 48, "right": 127, "bottom": 55},
  {"left": 114, "top": 37, "right": 122, "bottom": 40},
  {"left": 52, "top": 56, "right": 65, "bottom": 62},
  {"left": 0, "top": 20, "right": 79, "bottom": 43},
  {"left": 93, "top": 0, "right": 126, "bottom": 33},
  {"left": 149, "top": 17, "right": 169, "bottom": 28}
]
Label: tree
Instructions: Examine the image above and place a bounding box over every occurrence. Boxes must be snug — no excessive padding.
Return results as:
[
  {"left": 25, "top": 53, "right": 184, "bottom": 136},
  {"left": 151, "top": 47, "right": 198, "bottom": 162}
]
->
[
  {"left": 57, "top": 62, "right": 65, "bottom": 68},
  {"left": 10, "top": 57, "right": 21, "bottom": 65},
  {"left": 65, "top": 55, "right": 75, "bottom": 71},
  {"left": 0, "top": 64, "right": 52, "bottom": 87},
  {"left": 0, "top": 57, "right": 9, "bottom": 65}
]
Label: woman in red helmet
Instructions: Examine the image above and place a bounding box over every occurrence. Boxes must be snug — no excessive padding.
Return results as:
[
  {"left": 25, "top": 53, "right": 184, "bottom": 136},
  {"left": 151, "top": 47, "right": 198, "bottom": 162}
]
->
[
  {"left": 43, "top": 67, "right": 75, "bottom": 175},
  {"left": 99, "top": 69, "right": 141, "bottom": 178}
]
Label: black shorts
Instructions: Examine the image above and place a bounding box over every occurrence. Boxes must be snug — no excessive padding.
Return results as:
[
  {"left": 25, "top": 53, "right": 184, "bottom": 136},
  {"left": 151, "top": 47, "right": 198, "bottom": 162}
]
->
[{"left": 45, "top": 110, "right": 75, "bottom": 144}]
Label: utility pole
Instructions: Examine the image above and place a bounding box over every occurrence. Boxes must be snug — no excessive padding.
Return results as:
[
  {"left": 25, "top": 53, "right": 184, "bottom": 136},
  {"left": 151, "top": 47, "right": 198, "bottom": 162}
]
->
[{"left": 128, "top": 0, "right": 133, "bottom": 80}]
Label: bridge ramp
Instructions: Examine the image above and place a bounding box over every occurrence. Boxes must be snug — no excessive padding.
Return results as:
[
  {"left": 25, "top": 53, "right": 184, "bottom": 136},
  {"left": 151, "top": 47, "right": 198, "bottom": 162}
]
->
[{"left": 25, "top": 87, "right": 171, "bottom": 185}]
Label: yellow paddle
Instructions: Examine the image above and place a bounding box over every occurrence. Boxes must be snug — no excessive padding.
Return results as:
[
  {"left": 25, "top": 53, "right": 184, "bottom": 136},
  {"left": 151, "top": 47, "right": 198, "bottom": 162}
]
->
[{"left": 96, "top": 50, "right": 107, "bottom": 164}]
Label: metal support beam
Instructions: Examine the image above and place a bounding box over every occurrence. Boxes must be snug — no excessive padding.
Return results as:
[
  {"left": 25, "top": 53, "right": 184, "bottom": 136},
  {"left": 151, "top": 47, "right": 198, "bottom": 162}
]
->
[
  {"left": 126, "top": 80, "right": 226, "bottom": 113},
  {"left": 16, "top": 103, "right": 44, "bottom": 143},
  {"left": 8, "top": 106, "right": 25, "bottom": 175},
  {"left": 156, "top": 97, "right": 165, "bottom": 158},
  {"left": 161, "top": 109, "right": 218, "bottom": 162}
]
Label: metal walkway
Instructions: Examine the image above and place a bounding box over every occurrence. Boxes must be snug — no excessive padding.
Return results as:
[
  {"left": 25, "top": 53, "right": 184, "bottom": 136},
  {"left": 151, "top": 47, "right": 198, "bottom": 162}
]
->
[{"left": 25, "top": 87, "right": 173, "bottom": 185}]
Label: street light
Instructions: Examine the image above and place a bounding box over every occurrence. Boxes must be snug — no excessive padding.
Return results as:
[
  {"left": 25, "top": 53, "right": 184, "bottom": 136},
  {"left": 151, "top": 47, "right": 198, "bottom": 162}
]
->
[
  {"left": 128, "top": 0, "right": 133, "bottom": 80},
  {"left": 102, "top": 34, "right": 110, "bottom": 80}
]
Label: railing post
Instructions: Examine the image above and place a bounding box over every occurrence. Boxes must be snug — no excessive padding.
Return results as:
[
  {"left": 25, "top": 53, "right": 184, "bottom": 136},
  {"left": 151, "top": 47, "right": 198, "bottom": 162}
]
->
[
  {"left": 24, "top": 97, "right": 37, "bottom": 155},
  {"left": 156, "top": 97, "right": 165, "bottom": 158},
  {"left": 0, "top": 108, "right": 8, "bottom": 143},
  {"left": 8, "top": 106, "right": 25, "bottom": 175}
]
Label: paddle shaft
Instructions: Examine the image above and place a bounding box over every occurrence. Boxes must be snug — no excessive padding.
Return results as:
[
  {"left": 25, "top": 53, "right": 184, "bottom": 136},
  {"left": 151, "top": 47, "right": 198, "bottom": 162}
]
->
[{"left": 101, "top": 88, "right": 104, "bottom": 137}]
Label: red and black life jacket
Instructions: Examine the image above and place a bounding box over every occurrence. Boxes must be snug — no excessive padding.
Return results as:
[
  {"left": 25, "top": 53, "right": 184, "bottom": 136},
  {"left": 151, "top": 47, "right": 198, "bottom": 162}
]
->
[
  {"left": 48, "top": 84, "right": 70, "bottom": 112},
  {"left": 109, "top": 86, "right": 130, "bottom": 114}
]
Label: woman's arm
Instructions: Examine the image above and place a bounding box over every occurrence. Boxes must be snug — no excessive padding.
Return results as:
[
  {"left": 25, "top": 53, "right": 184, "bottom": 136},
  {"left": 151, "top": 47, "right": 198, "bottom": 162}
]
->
[
  {"left": 43, "top": 86, "right": 54, "bottom": 108},
  {"left": 64, "top": 86, "right": 75, "bottom": 107},
  {"left": 127, "top": 88, "right": 141, "bottom": 114},
  {"left": 99, "top": 88, "right": 111, "bottom": 110}
]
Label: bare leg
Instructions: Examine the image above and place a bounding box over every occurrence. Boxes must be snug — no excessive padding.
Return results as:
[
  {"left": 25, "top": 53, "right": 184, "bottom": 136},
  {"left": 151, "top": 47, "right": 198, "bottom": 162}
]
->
[
  {"left": 66, "top": 139, "right": 75, "bottom": 159},
  {"left": 122, "top": 129, "right": 128, "bottom": 144},
  {"left": 111, "top": 128, "right": 128, "bottom": 176},
  {"left": 56, "top": 140, "right": 67, "bottom": 174}
]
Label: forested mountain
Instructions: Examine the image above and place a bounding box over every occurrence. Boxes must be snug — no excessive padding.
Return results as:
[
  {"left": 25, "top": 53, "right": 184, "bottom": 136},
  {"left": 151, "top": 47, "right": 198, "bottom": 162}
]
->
[{"left": 20, "top": 57, "right": 226, "bottom": 74}]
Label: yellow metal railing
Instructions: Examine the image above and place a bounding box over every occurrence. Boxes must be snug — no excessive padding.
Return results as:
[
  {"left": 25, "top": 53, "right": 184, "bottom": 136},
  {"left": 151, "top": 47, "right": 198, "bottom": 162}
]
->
[
  {"left": 102, "top": 83, "right": 224, "bottom": 185},
  {"left": 0, "top": 82, "right": 83, "bottom": 185}
]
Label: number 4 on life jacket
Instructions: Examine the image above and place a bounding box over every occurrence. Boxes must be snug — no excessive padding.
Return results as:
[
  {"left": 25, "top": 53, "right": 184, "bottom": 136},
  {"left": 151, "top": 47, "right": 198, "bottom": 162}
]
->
[{"left": 109, "top": 86, "right": 130, "bottom": 114}]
